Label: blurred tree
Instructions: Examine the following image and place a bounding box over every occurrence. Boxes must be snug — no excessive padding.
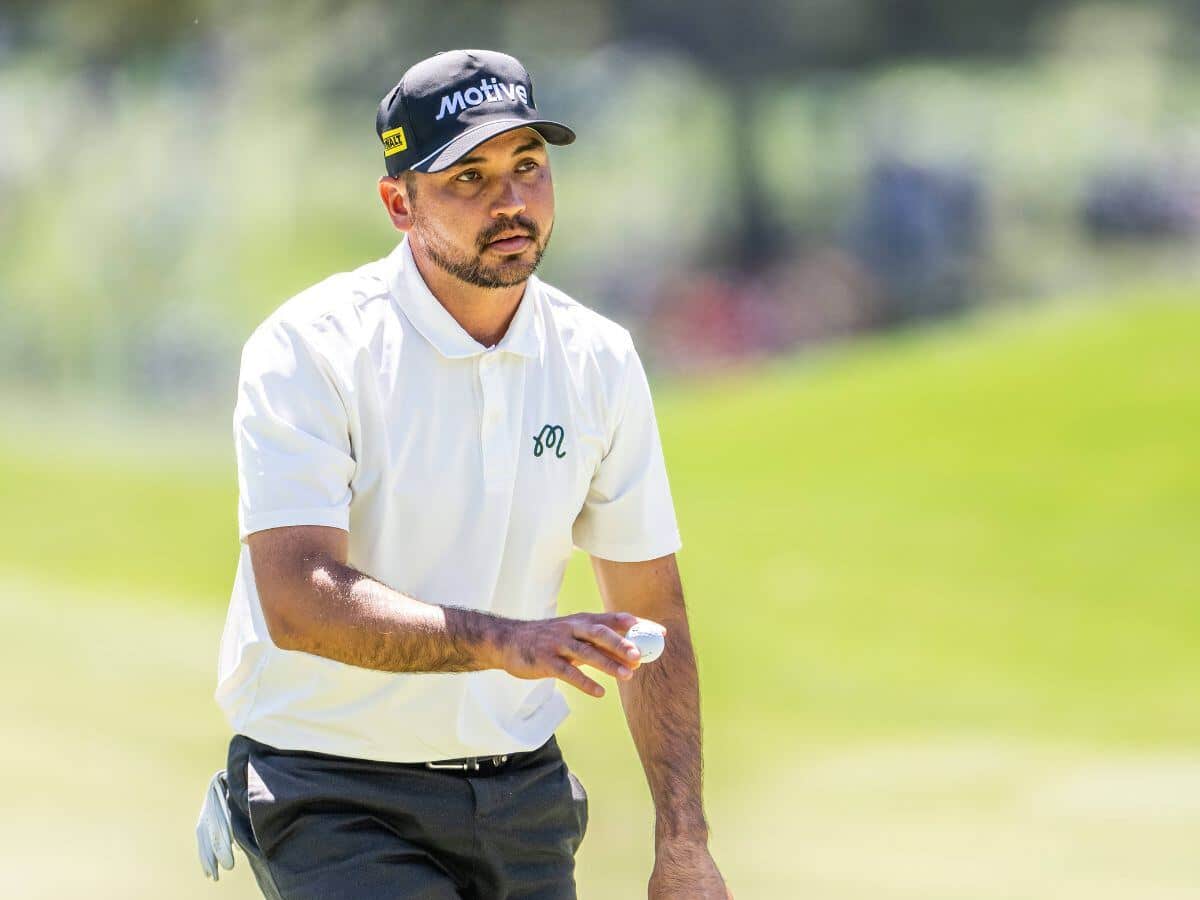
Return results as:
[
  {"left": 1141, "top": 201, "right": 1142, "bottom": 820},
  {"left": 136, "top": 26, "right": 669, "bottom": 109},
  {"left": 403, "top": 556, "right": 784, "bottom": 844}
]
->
[
  {"left": 608, "top": 0, "right": 843, "bottom": 268},
  {"left": 0, "top": 0, "right": 207, "bottom": 69},
  {"left": 604, "top": 0, "right": 1090, "bottom": 269},
  {"left": 4, "top": 0, "right": 1195, "bottom": 367}
]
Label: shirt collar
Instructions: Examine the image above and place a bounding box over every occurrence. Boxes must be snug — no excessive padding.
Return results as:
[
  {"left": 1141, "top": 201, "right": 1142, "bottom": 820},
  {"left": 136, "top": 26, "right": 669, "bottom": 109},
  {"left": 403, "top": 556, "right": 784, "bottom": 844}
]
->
[{"left": 384, "top": 235, "right": 543, "bottom": 361}]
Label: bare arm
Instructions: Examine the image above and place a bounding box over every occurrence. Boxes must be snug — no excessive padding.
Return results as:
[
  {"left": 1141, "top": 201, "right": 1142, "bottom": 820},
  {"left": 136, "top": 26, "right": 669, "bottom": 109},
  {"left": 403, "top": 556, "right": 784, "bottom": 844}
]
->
[
  {"left": 248, "top": 525, "right": 642, "bottom": 695},
  {"left": 591, "top": 552, "right": 729, "bottom": 898}
]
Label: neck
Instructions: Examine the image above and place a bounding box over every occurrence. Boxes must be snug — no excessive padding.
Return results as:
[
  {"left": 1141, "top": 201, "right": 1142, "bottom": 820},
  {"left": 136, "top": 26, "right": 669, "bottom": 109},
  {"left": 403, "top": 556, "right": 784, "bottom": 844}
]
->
[{"left": 408, "top": 237, "right": 526, "bottom": 349}]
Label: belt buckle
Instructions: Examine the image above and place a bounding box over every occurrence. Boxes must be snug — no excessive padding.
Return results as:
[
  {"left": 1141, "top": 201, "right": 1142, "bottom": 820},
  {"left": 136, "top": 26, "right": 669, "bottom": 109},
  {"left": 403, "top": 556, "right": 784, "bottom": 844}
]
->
[
  {"left": 424, "top": 754, "right": 509, "bottom": 772},
  {"left": 424, "top": 758, "right": 477, "bottom": 771}
]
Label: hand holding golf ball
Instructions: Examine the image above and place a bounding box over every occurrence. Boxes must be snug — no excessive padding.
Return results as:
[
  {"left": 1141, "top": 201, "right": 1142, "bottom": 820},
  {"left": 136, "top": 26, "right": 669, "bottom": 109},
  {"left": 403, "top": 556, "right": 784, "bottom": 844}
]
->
[
  {"left": 624, "top": 617, "right": 666, "bottom": 665},
  {"left": 499, "top": 612, "right": 668, "bottom": 698}
]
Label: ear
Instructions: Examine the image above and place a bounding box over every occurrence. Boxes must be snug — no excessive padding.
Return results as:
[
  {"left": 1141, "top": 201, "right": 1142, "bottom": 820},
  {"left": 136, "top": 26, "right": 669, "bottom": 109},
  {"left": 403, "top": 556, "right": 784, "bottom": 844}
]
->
[{"left": 378, "top": 176, "right": 414, "bottom": 232}]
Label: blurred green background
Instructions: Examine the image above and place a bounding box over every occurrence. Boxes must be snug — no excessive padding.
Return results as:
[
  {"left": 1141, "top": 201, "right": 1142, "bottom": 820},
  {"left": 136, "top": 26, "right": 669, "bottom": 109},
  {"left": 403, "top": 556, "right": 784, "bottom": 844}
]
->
[{"left": 2, "top": 2, "right": 1198, "bottom": 898}]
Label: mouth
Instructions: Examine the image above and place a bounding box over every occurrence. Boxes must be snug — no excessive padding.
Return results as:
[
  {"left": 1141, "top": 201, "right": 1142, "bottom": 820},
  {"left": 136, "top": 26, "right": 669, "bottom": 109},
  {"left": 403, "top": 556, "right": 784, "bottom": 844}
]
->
[{"left": 485, "top": 232, "right": 534, "bottom": 253}]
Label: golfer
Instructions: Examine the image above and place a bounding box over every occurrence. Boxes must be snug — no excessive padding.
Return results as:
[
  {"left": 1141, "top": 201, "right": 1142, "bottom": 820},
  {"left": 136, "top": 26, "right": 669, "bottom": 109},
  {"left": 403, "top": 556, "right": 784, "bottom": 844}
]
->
[{"left": 205, "top": 48, "right": 728, "bottom": 899}]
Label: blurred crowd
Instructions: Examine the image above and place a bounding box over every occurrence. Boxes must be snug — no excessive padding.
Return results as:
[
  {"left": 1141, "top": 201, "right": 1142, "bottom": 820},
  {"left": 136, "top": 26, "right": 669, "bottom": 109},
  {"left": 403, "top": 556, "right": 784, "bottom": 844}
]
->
[{"left": 2, "top": 1, "right": 1200, "bottom": 400}]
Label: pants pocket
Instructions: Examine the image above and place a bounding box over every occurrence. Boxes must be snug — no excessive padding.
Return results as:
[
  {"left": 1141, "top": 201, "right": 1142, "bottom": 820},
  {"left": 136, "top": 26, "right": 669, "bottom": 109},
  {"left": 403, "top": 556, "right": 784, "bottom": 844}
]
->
[
  {"left": 244, "top": 754, "right": 278, "bottom": 858},
  {"left": 243, "top": 747, "right": 302, "bottom": 862},
  {"left": 564, "top": 766, "right": 589, "bottom": 845}
]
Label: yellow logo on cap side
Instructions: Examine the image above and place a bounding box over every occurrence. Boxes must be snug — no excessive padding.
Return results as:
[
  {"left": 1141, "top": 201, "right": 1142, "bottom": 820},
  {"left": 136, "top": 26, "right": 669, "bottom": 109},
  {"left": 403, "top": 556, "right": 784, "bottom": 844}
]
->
[{"left": 381, "top": 126, "right": 408, "bottom": 156}]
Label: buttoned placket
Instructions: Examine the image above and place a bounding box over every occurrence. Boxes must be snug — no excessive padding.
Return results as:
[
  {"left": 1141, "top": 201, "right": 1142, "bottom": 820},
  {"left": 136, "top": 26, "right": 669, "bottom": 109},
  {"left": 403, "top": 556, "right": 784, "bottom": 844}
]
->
[{"left": 477, "top": 347, "right": 522, "bottom": 493}]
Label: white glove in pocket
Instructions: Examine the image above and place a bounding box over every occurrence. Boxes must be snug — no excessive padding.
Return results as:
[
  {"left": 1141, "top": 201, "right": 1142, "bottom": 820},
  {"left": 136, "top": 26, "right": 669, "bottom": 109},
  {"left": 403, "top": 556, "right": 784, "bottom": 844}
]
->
[{"left": 196, "top": 769, "right": 235, "bottom": 880}]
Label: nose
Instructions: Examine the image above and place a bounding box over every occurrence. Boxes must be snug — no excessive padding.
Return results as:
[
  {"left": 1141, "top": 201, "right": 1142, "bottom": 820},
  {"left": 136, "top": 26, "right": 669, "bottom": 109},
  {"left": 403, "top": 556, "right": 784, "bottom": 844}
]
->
[{"left": 491, "top": 176, "right": 526, "bottom": 219}]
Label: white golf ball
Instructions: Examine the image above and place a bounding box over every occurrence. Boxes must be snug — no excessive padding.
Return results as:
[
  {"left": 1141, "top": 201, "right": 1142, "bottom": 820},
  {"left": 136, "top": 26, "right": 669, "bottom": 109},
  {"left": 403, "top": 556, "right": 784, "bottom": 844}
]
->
[{"left": 626, "top": 618, "right": 666, "bottom": 664}]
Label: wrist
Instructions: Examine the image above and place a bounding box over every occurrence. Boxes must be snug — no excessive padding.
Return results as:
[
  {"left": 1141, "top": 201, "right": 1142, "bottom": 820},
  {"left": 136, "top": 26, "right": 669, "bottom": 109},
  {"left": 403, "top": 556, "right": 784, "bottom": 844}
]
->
[
  {"left": 480, "top": 615, "right": 518, "bottom": 670},
  {"left": 654, "top": 818, "right": 710, "bottom": 850},
  {"left": 442, "top": 607, "right": 515, "bottom": 671}
]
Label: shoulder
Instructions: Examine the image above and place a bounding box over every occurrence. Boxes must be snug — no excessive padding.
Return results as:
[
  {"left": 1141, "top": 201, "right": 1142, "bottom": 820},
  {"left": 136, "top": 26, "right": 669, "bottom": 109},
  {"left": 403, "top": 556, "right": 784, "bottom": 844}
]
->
[
  {"left": 535, "top": 278, "right": 649, "bottom": 434},
  {"left": 240, "top": 256, "right": 393, "bottom": 369},
  {"left": 536, "top": 277, "right": 637, "bottom": 368}
]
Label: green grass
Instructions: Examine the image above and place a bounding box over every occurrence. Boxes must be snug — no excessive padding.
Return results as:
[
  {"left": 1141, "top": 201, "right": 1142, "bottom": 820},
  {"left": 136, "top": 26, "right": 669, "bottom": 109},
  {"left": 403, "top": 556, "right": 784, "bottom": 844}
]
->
[
  {"left": 2, "top": 288, "right": 1198, "bottom": 897},
  {"left": 650, "top": 290, "right": 1200, "bottom": 748}
]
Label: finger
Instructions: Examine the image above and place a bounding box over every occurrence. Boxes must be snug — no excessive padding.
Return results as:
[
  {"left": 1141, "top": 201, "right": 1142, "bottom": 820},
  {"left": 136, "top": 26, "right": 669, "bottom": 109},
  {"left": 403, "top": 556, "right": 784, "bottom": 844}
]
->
[
  {"left": 197, "top": 824, "right": 215, "bottom": 879},
  {"left": 203, "top": 819, "right": 223, "bottom": 878},
  {"left": 600, "top": 611, "right": 638, "bottom": 634},
  {"left": 562, "top": 639, "right": 633, "bottom": 680},
  {"left": 215, "top": 819, "right": 235, "bottom": 871},
  {"left": 551, "top": 657, "right": 605, "bottom": 697},
  {"left": 216, "top": 774, "right": 231, "bottom": 821},
  {"left": 212, "top": 782, "right": 235, "bottom": 870},
  {"left": 574, "top": 620, "right": 641, "bottom": 665}
]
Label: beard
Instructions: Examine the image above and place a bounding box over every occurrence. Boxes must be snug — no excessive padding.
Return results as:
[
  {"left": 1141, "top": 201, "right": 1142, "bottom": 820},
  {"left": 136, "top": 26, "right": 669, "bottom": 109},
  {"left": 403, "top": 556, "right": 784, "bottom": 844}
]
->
[{"left": 412, "top": 208, "right": 553, "bottom": 289}]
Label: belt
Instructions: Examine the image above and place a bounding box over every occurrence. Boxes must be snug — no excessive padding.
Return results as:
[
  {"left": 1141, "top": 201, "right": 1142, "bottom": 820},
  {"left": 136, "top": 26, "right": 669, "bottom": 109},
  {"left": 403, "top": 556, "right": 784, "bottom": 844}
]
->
[
  {"left": 419, "top": 736, "right": 556, "bottom": 774},
  {"left": 423, "top": 753, "right": 510, "bottom": 772}
]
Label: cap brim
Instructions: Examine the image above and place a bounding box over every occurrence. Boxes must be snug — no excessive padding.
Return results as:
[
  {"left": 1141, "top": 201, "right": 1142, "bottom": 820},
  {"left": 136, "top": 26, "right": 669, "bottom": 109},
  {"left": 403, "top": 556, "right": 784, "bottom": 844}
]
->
[{"left": 411, "top": 118, "right": 576, "bottom": 174}]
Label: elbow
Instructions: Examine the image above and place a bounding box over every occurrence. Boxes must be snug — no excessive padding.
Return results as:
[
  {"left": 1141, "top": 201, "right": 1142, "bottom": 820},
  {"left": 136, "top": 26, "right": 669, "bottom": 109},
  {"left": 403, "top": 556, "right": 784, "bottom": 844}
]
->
[
  {"left": 260, "top": 559, "right": 337, "bottom": 651},
  {"left": 260, "top": 589, "right": 303, "bottom": 650},
  {"left": 247, "top": 532, "right": 345, "bottom": 652},
  {"left": 258, "top": 568, "right": 323, "bottom": 651}
]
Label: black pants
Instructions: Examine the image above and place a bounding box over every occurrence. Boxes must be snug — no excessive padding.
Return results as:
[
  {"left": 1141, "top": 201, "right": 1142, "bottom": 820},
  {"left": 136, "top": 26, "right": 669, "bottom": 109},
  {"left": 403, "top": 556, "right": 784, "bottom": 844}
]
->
[{"left": 225, "top": 733, "right": 589, "bottom": 899}]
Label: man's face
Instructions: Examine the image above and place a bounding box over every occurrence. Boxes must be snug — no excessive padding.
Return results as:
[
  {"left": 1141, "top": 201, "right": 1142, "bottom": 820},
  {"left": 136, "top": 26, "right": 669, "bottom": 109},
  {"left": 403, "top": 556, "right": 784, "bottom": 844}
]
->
[{"left": 400, "top": 127, "right": 555, "bottom": 289}]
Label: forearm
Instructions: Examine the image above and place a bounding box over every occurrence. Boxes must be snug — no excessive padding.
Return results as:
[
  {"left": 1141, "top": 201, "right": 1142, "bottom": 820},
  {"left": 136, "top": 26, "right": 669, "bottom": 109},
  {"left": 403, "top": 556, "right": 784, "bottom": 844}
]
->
[
  {"left": 618, "top": 604, "right": 710, "bottom": 846},
  {"left": 273, "top": 556, "right": 513, "bottom": 674}
]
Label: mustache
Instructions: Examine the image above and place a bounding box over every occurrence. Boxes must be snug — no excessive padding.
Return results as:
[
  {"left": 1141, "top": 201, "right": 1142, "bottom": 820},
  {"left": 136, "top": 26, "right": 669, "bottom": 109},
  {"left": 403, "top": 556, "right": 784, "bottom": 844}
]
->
[{"left": 477, "top": 216, "right": 539, "bottom": 249}]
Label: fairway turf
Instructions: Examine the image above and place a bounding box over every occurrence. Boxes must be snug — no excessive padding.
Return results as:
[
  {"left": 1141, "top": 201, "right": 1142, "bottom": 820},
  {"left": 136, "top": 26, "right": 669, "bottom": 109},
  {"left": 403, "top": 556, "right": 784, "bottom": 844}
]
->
[{"left": 1, "top": 289, "right": 1197, "bottom": 897}]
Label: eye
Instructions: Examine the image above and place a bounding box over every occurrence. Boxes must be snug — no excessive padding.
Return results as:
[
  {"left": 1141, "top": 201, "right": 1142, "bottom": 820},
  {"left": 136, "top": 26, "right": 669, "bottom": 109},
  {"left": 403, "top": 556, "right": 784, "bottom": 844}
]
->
[
  {"left": 516, "top": 159, "right": 540, "bottom": 172},
  {"left": 455, "top": 170, "right": 481, "bottom": 183}
]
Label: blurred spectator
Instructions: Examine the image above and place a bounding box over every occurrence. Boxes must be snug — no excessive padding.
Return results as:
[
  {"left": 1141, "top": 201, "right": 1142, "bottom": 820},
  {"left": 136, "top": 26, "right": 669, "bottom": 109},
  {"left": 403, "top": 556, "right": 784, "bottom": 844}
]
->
[
  {"left": 1082, "top": 161, "right": 1200, "bottom": 239},
  {"left": 644, "top": 247, "right": 878, "bottom": 374},
  {"left": 847, "top": 157, "right": 987, "bottom": 324}
]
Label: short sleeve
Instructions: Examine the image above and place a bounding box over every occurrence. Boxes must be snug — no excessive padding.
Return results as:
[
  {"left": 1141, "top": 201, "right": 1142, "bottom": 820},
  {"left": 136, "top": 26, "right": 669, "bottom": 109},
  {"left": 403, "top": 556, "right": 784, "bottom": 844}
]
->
[
  {"left": 571, "top": 337, "right": 682, "bottom": 561},
  {"left": 233, "top": 321, "right": 356, "bottom": 543}
]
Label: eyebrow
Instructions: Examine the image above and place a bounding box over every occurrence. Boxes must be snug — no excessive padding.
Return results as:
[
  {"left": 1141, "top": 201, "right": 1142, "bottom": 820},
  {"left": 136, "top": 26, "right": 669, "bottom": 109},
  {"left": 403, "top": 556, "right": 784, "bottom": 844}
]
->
[{"left": 451, "top": 137, "right": 546, "bottom": 169}]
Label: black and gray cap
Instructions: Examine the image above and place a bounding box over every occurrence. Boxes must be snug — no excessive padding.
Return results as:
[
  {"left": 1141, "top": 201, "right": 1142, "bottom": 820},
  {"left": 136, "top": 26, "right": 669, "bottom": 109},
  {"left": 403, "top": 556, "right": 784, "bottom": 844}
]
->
[{"left": 376, "top": 49, "right": 576, "bottom": 176}]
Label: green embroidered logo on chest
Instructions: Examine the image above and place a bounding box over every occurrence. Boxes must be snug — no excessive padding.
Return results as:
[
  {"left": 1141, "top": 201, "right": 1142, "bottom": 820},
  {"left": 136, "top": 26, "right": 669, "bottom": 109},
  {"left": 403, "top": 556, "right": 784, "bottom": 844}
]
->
[{"left": 532, "top": 424, "right": 567, "bottom": 458}]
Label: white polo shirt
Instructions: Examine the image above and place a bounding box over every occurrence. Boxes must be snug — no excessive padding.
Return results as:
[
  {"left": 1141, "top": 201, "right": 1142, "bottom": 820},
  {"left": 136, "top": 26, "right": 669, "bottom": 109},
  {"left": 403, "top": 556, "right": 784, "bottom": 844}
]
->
[{"left": 214, "top": 235, "right": 682, "bottom": 763}]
